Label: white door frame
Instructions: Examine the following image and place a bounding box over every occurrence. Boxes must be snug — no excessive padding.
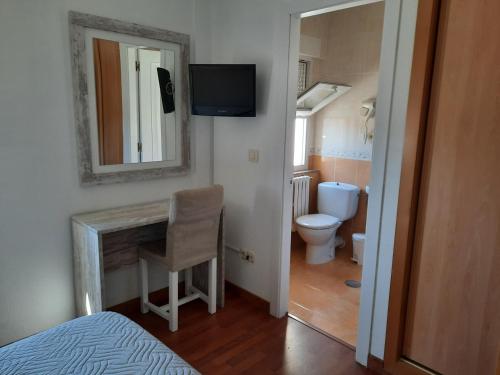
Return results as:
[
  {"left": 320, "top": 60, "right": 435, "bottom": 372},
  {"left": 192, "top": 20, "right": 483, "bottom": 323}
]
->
[{"left": 271, "top": 0, "right": 417, "bottom": 366}]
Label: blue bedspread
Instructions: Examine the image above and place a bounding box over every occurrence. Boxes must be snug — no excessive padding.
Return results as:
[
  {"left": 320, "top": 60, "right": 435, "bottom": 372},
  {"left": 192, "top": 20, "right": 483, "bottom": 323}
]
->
[{"left": 0, "top": 312, "right": 199, "bottom": 374}]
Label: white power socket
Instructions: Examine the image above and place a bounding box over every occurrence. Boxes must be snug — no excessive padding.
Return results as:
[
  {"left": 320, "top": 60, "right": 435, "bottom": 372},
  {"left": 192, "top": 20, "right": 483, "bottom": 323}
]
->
[
  {"left": 248, "top": 149, "right": 259, "bottom": 163},
  {"left": 240, "top": 250, "right": 255, "bottom": 263}
]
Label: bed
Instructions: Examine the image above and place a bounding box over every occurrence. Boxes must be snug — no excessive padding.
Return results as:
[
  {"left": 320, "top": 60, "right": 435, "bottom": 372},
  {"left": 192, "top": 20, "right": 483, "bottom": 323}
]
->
[{"left": 0, "top": 312, "right": 199, "bottom": 374}]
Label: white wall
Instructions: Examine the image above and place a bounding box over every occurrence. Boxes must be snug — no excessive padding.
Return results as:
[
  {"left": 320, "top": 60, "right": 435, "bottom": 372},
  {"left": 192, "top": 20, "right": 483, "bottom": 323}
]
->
[
  {"left": 210, "top": 0, "right": 292, "bottom": 301},
  {"left": 0, "top": 0, "right": 213, "bottom": 346}
]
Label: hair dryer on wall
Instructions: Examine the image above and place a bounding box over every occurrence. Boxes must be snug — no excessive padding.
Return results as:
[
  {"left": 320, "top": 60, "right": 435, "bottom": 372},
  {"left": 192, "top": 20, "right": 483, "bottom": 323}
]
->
[{"left": 360, "top": 99, "right": 376, "bottom": 144}]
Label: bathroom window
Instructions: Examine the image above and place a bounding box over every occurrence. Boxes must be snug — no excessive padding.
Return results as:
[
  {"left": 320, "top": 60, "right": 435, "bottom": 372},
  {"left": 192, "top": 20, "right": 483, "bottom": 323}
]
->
[{"left": 294, "top": 117, "right": 308, "bottom": 169}]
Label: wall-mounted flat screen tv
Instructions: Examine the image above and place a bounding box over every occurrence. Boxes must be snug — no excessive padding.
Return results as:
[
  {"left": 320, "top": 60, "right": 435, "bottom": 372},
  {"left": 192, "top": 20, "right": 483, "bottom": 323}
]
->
[{"left": 189, "top": 64, "right": 256, "bottom": 117}]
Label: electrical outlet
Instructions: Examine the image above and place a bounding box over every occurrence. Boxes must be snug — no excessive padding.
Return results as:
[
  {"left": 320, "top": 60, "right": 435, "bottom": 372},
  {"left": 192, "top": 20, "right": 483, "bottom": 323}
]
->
[
  {"left": 248, "top": 149, "right": 259, "bottom": 163},
  {"left": 240, "top": 250, "right": 255, "bottom": 263}
]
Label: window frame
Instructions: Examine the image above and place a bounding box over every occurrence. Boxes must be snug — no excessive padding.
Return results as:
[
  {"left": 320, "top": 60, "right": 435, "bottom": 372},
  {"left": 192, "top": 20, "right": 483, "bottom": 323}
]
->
[{"left": 297, "top": 59, "right": 309, "bottom": 95}]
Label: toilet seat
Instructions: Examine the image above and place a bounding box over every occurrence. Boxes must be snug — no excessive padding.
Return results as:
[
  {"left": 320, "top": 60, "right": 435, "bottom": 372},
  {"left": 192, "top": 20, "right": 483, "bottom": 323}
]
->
[{"left": 296, "top": 214, "right": 340, "bottom": 230}]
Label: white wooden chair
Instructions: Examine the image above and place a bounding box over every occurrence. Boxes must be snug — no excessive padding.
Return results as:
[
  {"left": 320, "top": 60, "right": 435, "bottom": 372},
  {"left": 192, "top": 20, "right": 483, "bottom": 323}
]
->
[{"left": 138, "top": 185, "right": 224, "bottom": 332}]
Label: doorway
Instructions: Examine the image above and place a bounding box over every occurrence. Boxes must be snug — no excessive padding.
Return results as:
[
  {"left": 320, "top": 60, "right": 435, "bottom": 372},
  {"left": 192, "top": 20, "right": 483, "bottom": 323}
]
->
[
  {"left": 272, "top": 0, "right": 420, "bottom": 366},
  {"left": 287, "top": 1, "right": 385, "bottom": 349}
]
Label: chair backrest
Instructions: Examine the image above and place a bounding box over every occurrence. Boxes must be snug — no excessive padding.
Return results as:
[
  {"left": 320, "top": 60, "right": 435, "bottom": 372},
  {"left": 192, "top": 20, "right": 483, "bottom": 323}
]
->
[{"left": 166, "top": 185, "right": 224, "bottom": 271}]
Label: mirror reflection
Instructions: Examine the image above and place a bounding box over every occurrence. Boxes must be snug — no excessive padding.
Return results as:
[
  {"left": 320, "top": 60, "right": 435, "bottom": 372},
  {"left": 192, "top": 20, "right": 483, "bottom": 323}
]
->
[{"left": 92, "top": 38, "right": 177, "bottom": 165}]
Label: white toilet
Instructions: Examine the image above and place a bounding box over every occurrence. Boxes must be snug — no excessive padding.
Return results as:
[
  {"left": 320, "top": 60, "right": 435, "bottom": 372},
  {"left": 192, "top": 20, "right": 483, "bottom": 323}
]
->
[{"left": 296, "top": 182, "right": 360, "bottom": 264}]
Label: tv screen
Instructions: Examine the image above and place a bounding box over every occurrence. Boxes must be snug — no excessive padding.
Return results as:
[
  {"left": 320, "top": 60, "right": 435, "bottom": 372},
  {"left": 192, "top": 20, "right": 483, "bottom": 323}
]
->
[{"left": 189, "top": 64, "right": 256, "bottom": 117}]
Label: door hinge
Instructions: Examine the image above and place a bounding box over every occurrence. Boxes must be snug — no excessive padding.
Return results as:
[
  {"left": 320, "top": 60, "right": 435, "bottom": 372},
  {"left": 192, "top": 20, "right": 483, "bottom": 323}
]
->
[
  {"left": 137, "top": 142, "right": 142, "bottom": 153},
  {"left": 135, "top": 61, "right": 140, "bottom": 71}
]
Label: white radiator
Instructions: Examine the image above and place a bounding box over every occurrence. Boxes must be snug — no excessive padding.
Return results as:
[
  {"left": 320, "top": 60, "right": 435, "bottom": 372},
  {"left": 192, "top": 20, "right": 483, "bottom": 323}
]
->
[{"left": 292, "top": 175, "right": 311, "bottom": 231}]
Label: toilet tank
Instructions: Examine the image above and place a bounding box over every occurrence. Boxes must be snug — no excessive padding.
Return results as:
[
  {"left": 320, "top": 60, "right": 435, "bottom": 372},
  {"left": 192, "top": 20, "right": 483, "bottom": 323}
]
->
[{"left": 318, "top": 182, "right": 360, "bottom": 221}]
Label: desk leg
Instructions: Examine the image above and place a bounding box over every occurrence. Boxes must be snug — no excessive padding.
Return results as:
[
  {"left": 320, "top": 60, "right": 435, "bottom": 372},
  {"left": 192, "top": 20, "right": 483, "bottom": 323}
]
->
[
  {"left": 73, "top": 221, "right": 104, "bottom": 316},
  {"left": 217, "top": 208, "right": 225, "bottom": 307}
]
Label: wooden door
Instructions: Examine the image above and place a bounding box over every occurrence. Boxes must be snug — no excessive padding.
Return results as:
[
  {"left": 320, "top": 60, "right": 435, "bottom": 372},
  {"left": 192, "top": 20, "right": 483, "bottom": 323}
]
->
[{"left": 385, "top": 0, "right": 500, "bottom": 374}]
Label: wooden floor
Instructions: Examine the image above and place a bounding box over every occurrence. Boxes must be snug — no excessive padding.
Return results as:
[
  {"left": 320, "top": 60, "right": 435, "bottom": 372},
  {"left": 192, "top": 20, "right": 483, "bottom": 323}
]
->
[
  {"left": 110, "top": 282, "right": 374, "bottom": 374},
  {"left": 289, "top": 233, "right": 362, "bottom": 347}
]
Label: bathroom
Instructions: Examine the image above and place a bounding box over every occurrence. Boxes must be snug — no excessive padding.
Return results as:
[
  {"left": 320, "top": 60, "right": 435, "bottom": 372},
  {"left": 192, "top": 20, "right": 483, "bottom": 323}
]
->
[{"left": 289, "top": 1, "right": 384, "bottom": 348}]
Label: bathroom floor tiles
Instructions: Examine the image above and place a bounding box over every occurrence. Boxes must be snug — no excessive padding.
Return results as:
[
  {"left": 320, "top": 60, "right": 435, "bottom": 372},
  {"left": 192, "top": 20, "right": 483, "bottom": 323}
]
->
[{"left": 288, "top": 233, "right": 361, "bottom": 348}]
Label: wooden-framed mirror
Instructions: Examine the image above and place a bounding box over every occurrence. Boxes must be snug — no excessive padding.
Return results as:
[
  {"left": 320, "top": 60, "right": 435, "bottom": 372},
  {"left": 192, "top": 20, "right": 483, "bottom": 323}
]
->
[{"left": 69, "top": 11, "right": 190, "bottom": 186}]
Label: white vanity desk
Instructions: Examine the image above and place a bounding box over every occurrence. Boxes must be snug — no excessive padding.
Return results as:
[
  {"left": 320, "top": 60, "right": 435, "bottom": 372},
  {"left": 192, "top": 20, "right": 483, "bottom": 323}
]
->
[{"left": 72, "top": 200, "right": 225, "bottom": 316}]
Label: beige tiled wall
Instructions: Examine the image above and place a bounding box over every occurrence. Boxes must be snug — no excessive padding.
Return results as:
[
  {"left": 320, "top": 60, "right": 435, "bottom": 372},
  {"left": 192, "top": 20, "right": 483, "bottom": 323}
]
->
[
  {"left": 309, "top": 155, "right": 370, "bottom": 253},
  {"left": 300, "top": 2, "right": 384, "bottom": 161}
]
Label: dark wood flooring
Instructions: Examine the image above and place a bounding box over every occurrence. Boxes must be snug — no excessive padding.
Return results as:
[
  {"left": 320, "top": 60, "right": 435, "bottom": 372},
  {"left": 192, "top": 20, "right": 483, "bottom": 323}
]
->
[{"left": 110, "top": 282, "right": 375, "bottom": 375}]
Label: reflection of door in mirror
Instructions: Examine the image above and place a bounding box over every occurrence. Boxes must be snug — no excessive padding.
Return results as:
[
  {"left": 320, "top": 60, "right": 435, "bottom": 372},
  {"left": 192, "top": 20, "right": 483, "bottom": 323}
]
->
[
  {"left": 92, "top": 38, "right": 177, "bottom": 166},
  {"left": 93, "top": 39, "right": 124, "bottom": 165},
  {"left": 137, "top": 49, "right": 176, "bottom": 163}
]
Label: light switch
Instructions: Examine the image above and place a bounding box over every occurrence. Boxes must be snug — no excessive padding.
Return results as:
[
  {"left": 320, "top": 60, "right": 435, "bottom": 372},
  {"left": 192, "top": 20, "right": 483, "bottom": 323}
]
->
[{"left": 248, "top": 149, "right": 259, "bottom": 163}]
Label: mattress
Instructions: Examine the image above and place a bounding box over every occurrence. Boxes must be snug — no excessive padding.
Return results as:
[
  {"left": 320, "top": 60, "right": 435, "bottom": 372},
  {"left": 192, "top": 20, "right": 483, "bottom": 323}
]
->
[{"left": 0, "top": 312, "right": 199, "bottom": 375}]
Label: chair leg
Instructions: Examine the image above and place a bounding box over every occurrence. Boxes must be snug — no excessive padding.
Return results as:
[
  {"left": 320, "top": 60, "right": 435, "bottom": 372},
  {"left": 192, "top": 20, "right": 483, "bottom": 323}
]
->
[
  {"left": 139, "top": 258, "right": 149, "bottom": 314},
  {"left": 169, "top": 271, "right": 178, "bottom": 332},
  {"left": 185, "top": 267, "right": 192, "bottom": 296},
  {"left": 208, "top": 257, "right": 217, "bottom": 314}
]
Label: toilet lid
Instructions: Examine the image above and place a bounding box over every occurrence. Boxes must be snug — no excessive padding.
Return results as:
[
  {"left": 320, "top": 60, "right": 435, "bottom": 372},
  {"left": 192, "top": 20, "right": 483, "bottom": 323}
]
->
[{"left": 296, "top": 214, "right": 340, "bottom": 230}]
